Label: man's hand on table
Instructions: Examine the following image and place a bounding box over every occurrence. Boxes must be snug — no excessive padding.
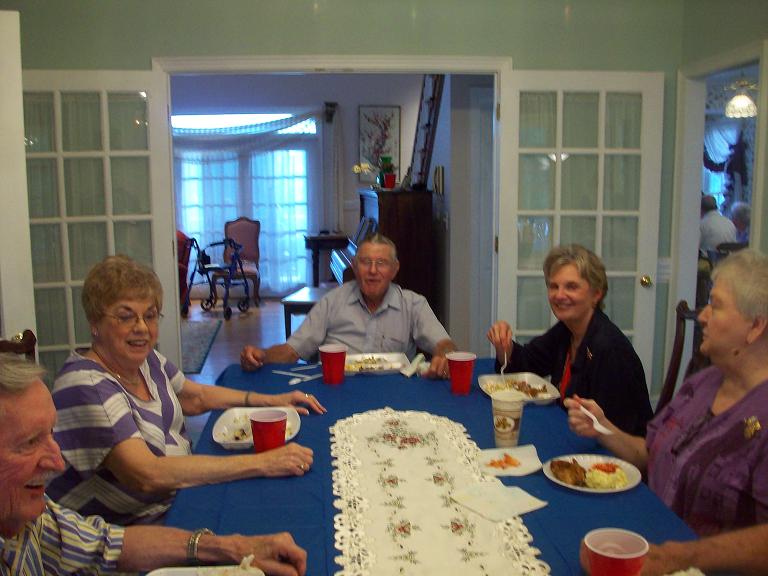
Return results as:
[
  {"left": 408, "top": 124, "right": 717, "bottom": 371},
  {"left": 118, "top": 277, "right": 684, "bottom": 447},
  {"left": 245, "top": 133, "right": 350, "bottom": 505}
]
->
[
  {"left": 218, "top": 532, "right": 307, "bottom": 576},
  {"left": 241, "top": 345, "right": 266, "bottom": 370},
  {"left": 422, "top": 355, "right": 450, "bottom": 380},
  {"left": 271, "top": 391, "right": 327, "bottom": 414},
  {"left": 641, "top": 542, "right": 695, "bottom": 576},
  {"left": 255, "top": 443, "right": 314, "bottom": 477}
]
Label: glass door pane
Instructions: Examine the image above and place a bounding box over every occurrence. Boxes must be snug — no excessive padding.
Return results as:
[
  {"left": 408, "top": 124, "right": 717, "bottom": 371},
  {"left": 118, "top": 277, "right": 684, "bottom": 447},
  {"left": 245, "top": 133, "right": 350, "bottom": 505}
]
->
[
  {"left": 24, "top": 85, "right": 154, "bottom": 377},
  {"left": 501, "top": 72, "right": 662, "bottom": 375}
]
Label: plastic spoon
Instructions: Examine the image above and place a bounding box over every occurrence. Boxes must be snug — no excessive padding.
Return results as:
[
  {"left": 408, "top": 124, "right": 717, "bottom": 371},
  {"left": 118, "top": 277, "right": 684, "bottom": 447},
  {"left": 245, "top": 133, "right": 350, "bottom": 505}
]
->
[{"left": 579, "top": 404, "right": 613, "bottom": 435}]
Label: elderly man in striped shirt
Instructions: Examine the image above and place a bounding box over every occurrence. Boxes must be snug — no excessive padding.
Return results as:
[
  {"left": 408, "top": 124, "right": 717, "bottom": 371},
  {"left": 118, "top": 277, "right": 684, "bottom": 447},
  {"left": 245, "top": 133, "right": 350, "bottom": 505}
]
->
[{"left": 0, "top": 354, "right": 306, "bottom": 576}]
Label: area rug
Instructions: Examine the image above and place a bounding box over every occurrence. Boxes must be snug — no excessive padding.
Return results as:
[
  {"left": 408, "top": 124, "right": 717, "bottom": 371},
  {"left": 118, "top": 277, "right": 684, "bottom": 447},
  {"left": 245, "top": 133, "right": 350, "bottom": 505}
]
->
[{"left": 181, "top": 320, "right": 222, "bottom": 374}]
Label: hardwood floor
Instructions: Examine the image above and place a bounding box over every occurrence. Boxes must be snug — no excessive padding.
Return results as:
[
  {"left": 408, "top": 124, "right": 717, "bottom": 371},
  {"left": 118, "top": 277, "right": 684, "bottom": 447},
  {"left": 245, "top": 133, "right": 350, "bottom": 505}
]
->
[{"left": 183, "top": 297, "right": 290, "bottom": 385}]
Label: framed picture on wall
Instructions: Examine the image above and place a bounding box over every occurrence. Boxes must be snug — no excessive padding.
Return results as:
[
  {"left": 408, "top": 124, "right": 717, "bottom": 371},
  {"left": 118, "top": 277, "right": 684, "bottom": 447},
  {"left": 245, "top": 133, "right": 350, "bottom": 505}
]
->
[{"left": 358, "top": 105, "right": 400, "bottom": 183}]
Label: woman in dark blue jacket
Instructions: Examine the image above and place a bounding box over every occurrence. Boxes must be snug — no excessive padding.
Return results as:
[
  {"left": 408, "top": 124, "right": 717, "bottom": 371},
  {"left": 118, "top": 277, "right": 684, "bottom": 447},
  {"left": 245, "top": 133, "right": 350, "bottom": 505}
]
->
[{"left": 487, "top": 245, "right": 652, "bottom": 435}]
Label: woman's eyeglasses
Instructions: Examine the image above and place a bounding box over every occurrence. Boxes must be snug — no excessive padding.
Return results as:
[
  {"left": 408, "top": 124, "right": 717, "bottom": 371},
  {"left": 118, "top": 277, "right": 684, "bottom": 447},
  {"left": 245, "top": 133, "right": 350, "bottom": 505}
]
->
[{"left": 105, "top": 310, "right": 163, "bottom": 327}]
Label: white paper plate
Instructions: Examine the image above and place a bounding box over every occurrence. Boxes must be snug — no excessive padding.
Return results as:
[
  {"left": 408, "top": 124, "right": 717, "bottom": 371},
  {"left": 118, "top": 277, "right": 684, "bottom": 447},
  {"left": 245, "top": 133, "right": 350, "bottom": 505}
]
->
[
  {"left": 148, "top": 566, "right": 265, "bottom": 576},
  {"left": 542, "top": 454, "right": 641, "bottom": 493},
  {"left": 478, "top": 372, "right": 558, "bottom": 405},
  {"left": 212, "top": 407, "right": 300, "bottom": 450},
  {"left": 478, "top": 444, "right": 542, "bottom": 477},
  {"left": 344, "top": 352, "right": 409, "bottom": 375}
]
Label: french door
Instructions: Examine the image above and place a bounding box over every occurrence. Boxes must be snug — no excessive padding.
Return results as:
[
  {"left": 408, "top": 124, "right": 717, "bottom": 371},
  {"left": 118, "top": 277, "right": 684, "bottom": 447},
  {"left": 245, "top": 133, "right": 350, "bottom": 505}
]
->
[
  {"left": 21, "top": 70, "right": 178, "bottom": 377},
  {"left": 497, "top": 72, "right": 664, "bottom": 382}
]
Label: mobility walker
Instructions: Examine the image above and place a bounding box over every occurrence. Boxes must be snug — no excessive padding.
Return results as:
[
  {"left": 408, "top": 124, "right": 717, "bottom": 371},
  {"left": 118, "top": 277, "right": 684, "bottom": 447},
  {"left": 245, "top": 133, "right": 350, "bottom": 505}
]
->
[{"left": 181, "top": 237, "right": 251, "bottom": 320}]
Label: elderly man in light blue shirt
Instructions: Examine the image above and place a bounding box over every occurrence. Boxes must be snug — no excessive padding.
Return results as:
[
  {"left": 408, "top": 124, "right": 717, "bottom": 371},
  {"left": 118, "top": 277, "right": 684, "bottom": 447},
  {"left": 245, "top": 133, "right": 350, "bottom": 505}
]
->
[{"left": 241, "top": 234, "right": 457, "bottom": 379}]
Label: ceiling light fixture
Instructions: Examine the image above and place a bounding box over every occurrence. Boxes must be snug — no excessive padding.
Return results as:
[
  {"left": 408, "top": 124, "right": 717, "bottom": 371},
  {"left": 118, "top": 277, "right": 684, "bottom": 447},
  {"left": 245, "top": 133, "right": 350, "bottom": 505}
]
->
[{"left": 725, "top": 78, "right": 758, "bottom": 118}]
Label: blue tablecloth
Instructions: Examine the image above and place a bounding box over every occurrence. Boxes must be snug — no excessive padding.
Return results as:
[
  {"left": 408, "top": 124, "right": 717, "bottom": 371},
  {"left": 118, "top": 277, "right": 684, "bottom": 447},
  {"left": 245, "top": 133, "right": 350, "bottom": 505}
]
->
[{"left": 166, "top": 358, "right": 695, "bottom": 575}]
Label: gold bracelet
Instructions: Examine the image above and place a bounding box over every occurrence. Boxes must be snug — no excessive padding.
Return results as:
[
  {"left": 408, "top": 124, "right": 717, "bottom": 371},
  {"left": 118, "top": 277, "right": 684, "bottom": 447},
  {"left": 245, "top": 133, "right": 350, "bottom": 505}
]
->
[
  {"left": 244, "top": 391, "right": 252, "bottom": 407},
  {"left": 187, "top": 527, "right": 213, "bottom": 565}
]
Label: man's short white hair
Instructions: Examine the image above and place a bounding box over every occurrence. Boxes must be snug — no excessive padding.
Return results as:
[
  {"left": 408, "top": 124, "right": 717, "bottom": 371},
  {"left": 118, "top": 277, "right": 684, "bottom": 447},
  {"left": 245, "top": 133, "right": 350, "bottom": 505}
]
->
[{"left": 0, "top": 353, "right": 46, "bottom": 394}]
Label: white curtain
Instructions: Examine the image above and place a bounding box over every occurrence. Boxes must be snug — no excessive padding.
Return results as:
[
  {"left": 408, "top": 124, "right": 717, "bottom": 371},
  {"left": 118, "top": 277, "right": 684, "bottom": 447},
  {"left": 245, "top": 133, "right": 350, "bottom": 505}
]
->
[
  {"left": 174, "top": 111, "right": 330, "bottom": 295},
  {"left": 703, "top": 117, "right": 740, "bottom": 206}
]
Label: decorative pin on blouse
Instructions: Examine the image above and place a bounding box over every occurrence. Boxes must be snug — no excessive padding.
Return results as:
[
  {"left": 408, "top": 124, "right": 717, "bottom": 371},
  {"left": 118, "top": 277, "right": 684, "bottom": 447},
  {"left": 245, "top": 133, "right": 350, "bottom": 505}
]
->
[
  {"left": 586, "top": 347, "right": 593, "bottom": 360},
  {"left": 744, "top": 416, "right": 761, "bottom": 439}
]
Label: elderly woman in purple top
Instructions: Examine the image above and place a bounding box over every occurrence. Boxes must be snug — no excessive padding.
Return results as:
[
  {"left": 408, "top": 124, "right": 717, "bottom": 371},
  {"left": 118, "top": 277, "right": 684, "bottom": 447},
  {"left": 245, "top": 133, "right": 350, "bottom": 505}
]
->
[
  {"left": 48, "top": 255, "right": 325, "bottom": 525},
  {"left": 566, "top": 249, "right": 768, "bottom": 539}
]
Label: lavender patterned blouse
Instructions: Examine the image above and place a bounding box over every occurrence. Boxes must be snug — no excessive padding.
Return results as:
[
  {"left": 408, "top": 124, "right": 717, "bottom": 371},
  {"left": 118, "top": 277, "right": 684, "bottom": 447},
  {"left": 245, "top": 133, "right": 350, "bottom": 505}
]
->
[
  {"left": 48, "top": 350, "right": 190, "bottom": 525},
  {"left": 647, "top": 366, "right": 768, "bottom": 536}
]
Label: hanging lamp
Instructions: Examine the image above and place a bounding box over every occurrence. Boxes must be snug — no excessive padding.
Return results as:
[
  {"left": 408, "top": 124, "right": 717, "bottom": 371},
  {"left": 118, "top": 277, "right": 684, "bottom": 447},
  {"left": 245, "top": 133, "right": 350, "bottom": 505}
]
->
[{"left": 725, "top": 78, "right": 758, "bottom": 118}]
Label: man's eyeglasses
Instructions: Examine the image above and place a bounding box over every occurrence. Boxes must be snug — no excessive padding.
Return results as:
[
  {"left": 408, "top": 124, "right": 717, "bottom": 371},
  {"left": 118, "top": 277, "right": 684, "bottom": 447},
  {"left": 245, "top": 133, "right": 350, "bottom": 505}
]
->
[
  {"left": 105, "top": 310, "right": 163, "bottom": 327},
  {"left": 357, "top": 258, "right": 394, "bottom": 271}
]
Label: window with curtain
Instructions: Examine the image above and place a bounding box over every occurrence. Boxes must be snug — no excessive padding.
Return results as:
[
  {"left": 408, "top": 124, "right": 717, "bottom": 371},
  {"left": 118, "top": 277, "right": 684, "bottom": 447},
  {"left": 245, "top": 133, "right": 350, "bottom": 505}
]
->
[{"left": 173, "top": 113, "right": 322, "bottom": 295}]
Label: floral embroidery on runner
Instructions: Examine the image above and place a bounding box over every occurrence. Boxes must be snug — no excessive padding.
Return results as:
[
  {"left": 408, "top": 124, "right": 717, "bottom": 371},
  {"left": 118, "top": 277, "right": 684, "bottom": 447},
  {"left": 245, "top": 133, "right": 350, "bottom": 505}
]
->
[{"left": 331, "top": 408, "right": 550, "bottom": 576}]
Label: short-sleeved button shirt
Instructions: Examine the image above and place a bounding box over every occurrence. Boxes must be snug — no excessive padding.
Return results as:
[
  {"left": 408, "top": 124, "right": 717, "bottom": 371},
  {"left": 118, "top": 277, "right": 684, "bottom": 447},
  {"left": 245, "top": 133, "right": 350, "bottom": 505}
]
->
[{"left": 287, "top": 282, "right": 450, "bottom": 360}]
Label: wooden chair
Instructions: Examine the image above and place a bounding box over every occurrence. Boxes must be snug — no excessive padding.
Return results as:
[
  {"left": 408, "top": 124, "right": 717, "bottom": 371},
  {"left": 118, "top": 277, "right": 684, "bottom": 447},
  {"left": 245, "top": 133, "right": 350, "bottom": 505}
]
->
[
  {"left": 177, "top": 230, "right": 193, "bottom": 311},
  {"left": 657, "top": 301, "right": 708, "bottom": 414},
  {"left": 214, "top": 217, "right": 261, "bottom": 306},
  {"left": 0, "top": 329, "right": 37, "bottom": 361}
]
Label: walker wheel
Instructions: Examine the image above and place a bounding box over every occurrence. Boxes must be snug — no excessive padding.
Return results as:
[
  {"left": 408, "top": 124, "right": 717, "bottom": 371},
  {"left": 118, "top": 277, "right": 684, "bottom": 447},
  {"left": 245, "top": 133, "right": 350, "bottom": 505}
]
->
[
  {"left": 224, "top": 306, "right": 232, "bottom": 320},
  {"left": 237, "top": 299, "right": 250, "bottom": 312},
  {"left": 201, "top": 298, "right": 214, "bottom": 311}
]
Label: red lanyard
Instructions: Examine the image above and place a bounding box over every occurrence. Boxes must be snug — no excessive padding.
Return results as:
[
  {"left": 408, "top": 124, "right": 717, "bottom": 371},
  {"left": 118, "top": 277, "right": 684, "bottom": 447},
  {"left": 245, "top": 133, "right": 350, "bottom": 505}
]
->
[{"left": 560, "top": 350, "right": 572, "bottom": 401}]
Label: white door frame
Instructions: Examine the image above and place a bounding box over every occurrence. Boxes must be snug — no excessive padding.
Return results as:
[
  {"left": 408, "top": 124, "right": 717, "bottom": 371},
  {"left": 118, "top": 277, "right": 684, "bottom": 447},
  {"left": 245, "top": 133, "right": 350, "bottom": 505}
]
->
[
  {"left": 152, "top": 55, "right": 514, "bottom": 361},
  {"left": 670, "top": 40, "right": 766, "bottom": 383},
  {"left": 0, "top": 11, "right": 36, "bottom": 339}
]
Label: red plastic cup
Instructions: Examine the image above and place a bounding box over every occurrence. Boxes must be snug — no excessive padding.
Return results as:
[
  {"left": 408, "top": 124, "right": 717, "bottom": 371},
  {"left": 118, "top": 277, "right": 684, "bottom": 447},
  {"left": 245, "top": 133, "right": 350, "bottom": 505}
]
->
[
  {"left": 446, "top": 351, "right": 476, "bottom": 395},
  {"left": 249, "top": 410, "right": 287, "bottom": 453},
  {"left": 383, "top": 173, "right": 396, "bottom": 188},
  {"left": 583, "top": 528, "right": 648, "bottom": 576},
  {"left": 319, "top": 344, "right": 347, "bottom": 385}
]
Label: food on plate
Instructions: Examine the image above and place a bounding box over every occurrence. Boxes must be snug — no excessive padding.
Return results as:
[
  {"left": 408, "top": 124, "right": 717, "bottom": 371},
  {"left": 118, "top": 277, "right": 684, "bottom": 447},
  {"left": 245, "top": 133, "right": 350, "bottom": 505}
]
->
[
  {"left": 550, "top": 458, "right": 629, "bottom": 489},
  {"left": 487, "top": 453, "right": 521, "bottom": 469},
  {"left": 223, "top": 413, "right": 293, "bottom": 443},
  {"left": 345, "top": 355, "right": 401, "bottom": 373},
  {"left": 550, "top": 458, "right": 587, "bottom": 486},
  {"left": 483, "top": 376, "right": 548, "bottom": 398},
  {"left": 585, "top": 462, "right": 628, "bottom": 489}
]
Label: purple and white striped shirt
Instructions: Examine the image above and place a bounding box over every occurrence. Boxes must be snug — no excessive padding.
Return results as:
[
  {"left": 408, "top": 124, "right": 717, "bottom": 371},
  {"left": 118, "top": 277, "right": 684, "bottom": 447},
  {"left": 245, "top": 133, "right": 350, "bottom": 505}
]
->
[{"left": 48, "top": 350, "right": 189, "bottom": 525}]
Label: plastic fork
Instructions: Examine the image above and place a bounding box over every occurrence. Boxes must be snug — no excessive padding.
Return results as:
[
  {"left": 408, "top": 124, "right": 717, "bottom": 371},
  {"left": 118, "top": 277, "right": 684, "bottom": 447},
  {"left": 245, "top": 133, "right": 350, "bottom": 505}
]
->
[
  {"left": 500, "top": 350, "right": 508, "bottom": 376},
  {"left": 579, "top": 404, "right": 613, "bottom": 435}
]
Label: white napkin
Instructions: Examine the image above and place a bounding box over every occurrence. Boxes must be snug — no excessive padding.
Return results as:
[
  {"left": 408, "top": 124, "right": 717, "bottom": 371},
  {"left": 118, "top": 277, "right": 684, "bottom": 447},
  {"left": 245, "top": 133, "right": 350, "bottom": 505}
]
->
[
  {"left": 478, "top": 445, "right": 543, "bottom": 477},
  {"left": 400, "top": 352, "right": 425, "bottom": 377},
  {"left": 452, "top": 483, "right": 547, "bottom": 521}
]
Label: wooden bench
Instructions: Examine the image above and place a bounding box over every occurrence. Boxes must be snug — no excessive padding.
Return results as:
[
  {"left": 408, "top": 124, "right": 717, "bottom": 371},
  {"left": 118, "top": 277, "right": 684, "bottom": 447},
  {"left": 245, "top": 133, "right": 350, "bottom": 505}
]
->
[{"left": 280, "top": 286, "right": 333, "bottom": 339}]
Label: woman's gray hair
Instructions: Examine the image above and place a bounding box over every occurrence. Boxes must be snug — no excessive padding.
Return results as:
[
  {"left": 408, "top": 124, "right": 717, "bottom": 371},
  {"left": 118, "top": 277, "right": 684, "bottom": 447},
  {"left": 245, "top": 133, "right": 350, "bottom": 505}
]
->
[
  {"left": 711, "top": 249, "right": 768, "bottom": 320},
  {"left": 543, "top": 244, "right": 608, "bottom": 309},
  {"left": 0, "top": 353, "right": 46, "bottom": 395}
]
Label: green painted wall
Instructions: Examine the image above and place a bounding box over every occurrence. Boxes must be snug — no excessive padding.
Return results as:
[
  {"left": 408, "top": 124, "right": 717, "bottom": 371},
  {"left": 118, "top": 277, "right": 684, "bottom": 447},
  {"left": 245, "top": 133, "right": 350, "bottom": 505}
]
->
[
  {"left": 4, "top": 0, "right": 684, "bottom": 71},
  {"left": 682, "top": 0, "right": 768, "bottom": 64}
]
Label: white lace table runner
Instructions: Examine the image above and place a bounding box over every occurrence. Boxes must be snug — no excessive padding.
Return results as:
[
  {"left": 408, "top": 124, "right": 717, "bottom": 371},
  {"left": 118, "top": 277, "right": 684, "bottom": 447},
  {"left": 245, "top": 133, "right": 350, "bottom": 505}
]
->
[{"left": 331, "top": 407, "right": 550, "bottom": 576}]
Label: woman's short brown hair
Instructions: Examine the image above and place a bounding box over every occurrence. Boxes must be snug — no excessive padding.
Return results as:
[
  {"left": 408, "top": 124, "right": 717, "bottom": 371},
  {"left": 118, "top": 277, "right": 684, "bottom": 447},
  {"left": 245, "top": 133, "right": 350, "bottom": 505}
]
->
[
  {"left": 82, "top": 255, "right": 163, "bottom": 323},
  {"left": 543, "top": 244, "right": 608, "bottom": 309}
]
